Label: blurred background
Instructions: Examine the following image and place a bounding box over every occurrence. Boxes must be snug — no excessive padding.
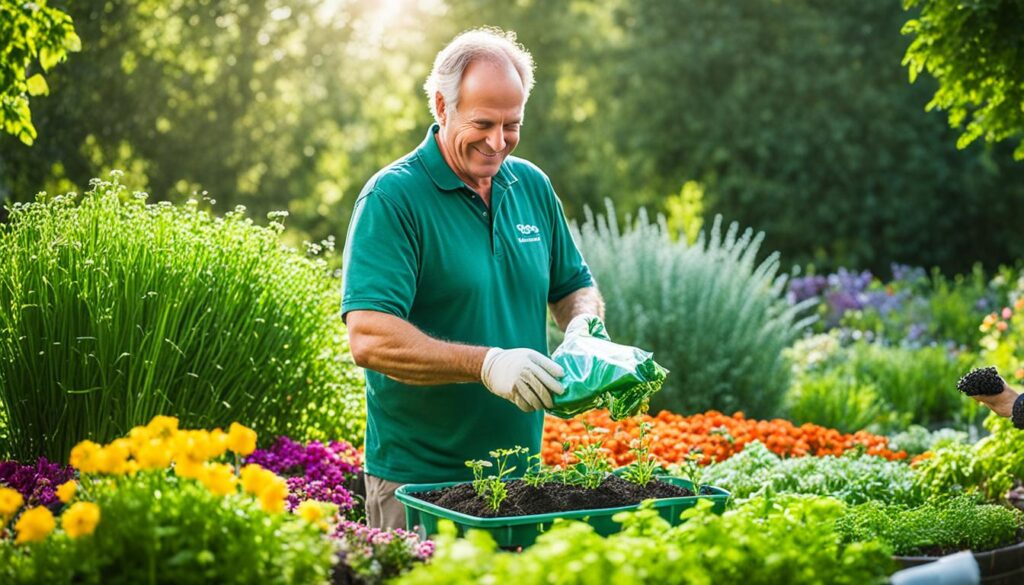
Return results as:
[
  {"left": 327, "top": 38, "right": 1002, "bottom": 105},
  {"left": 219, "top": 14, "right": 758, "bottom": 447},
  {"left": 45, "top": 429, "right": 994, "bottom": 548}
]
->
[{"left": 4, "top": 0, "right": 1024, "bottom": 276}]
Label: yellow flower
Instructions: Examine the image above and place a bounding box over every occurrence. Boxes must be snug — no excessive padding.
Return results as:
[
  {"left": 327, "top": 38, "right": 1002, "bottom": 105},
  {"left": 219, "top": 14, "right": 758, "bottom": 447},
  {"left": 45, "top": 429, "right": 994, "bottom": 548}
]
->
[
  {"left": 172, "top": 430, "right": 213, "bottom": 464},
  {"left": 56, "top": 480, "right": 77, "bottom": 504},
  {"left": 240, "top": 464, "right": 275, "bottom": 495},
  {"left": 258, "top": 476, "right": 289, "bottom": 514},
  {"left": 70, "top": 440, "right": 102, "bottom": 473},
  {"left": 174, "top": 458, "right": 205, "bottom": 480},
  {"left": 146, "top": 415, "right": 180, "bottom": 439},
  {"left": 61, "top": 502, "right": 101, "bottom": 538},
  {"left": 227, "top": 423, "right": 258, "bottom": 456},
  {"left": 199, "top": 463, "right": 237, "bottom": 496},
  {"left": 96, "top": 439, "right": 131, "bottom": 475},
  {"left": 15, "top": 506, "right": 55, "bottom": 544},
  {"left": 0, "top": 486, "right": 24, "bottom": 517},
  {"left": 296, "top": 500, "right": 323, "bottom": 523},
  {"left": 137, "top": 438, "right": 173, "bottom": 470},
  {"left": 126, "top": 425, "right": 151, "bottom": 456},
  {"left": 207, "top": 429, "right": 229, "bottom": 459}
]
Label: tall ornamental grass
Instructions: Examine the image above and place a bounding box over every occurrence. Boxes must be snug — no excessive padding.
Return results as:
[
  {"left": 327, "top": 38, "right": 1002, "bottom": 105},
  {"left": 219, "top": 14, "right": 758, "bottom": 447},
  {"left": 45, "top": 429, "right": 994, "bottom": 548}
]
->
[
  {"left": 572, "top": 202, "right": 812, "bottom": 418},
  {"left": 0, "top": 173, "right": 364, "bottom": 461}
]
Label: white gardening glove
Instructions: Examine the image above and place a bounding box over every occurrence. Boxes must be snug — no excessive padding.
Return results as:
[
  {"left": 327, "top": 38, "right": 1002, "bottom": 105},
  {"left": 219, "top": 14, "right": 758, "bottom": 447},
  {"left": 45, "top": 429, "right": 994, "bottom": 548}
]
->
[
  {"left": 565, "top": 313, "right": 606, "bottom": 339},
  {"left": 481, "top": 348, "right": 565, "bottom": 412}
]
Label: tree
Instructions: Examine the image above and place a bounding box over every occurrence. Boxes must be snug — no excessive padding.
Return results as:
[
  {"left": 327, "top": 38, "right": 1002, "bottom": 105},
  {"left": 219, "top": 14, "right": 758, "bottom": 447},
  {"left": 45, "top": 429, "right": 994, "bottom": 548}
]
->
[
  {"left": 0, "top": 0, "right": 80, "bottom": 145},
  {"left": 903, "top": 0, "right": 1024, "bottom": 159}
]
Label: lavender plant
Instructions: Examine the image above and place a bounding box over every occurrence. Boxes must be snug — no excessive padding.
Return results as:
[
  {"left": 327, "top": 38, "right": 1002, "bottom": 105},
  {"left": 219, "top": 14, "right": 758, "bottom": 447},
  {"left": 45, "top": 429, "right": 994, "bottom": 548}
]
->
[{"left": 571, "top": 204, "right": 812, "bottom": 419}]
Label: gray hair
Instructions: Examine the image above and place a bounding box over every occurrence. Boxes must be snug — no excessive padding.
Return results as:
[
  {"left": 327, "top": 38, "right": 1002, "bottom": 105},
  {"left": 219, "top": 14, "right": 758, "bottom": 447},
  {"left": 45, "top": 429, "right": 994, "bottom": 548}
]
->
[{"left": 424, "top": 27, "right": 535, "bottom": 125}]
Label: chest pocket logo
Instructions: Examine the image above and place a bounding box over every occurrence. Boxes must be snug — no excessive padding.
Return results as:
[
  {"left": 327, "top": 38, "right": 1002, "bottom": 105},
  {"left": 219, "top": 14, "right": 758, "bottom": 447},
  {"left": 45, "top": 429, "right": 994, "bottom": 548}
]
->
[{"left": 515, "top": 223, "right": 541, "bottom": 243}]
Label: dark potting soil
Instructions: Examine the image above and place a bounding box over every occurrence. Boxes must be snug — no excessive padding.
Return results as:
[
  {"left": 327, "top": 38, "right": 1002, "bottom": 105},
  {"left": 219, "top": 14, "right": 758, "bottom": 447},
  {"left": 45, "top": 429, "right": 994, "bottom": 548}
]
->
[
  {"left": 957, "top": 366, "right": 1005, "bottom": 396},
  {"left": 415, "top": 474, "right": 700, "bottom": 518}
]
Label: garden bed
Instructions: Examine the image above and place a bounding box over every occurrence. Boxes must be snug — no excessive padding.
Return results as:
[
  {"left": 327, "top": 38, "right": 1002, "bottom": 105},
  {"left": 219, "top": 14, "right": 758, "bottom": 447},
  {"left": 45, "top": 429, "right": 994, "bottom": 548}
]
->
[
  {"left": 396, "top": 475, "right": 729, "bottom": 548},
  {"left": 415, "top": 473, "right": 699, "bottom": 518}
]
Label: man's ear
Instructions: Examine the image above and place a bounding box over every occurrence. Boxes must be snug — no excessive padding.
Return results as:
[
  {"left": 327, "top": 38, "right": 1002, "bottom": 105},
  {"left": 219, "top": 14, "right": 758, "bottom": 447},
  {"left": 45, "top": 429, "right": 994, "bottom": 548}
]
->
[{"left": 435, "top": 91, "right": 447, "bottom": 126}]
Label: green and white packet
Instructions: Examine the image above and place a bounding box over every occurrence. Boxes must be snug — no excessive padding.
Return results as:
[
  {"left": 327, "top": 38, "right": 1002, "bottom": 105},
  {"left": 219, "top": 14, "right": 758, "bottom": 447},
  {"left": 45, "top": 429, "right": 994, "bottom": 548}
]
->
[{"left": 548, "top": 316, "right": 668, "bottom": 420}]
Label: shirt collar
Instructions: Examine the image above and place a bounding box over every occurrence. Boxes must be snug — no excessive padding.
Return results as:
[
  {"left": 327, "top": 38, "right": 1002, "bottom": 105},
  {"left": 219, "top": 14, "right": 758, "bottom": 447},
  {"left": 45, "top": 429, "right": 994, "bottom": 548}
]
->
[{"left": 416, "top": 124, "right": 518, "bottom": 192}]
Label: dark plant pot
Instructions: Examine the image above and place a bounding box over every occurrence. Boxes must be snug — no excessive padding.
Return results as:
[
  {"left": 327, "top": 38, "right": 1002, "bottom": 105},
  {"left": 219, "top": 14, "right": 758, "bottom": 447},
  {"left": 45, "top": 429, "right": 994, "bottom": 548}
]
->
[
  {"left": 331, "top": 562, "right": 362, "bottom": 585},
  {"left": 895, "top": 540, "right": 1024, "bottom": 585}
]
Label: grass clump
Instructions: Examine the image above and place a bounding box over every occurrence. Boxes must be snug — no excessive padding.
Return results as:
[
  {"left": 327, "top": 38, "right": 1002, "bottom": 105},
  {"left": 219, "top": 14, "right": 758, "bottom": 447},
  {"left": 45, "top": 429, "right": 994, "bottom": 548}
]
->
[{"left": 0, "top": 172, "right": 364, "bottom": 461}]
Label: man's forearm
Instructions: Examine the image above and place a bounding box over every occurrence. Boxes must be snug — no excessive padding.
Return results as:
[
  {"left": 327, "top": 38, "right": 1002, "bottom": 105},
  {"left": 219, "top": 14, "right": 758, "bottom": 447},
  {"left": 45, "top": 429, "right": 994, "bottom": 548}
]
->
[
  {"left": 346, "top": 310, "right": 488, "bottom": 386},
  {"left": 549, "top": 286, "right": 605, "bottom": 331}
]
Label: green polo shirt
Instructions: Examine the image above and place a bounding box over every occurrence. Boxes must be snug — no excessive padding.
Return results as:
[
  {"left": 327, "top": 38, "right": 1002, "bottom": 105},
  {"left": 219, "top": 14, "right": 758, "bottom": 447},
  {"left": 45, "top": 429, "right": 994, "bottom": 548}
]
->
[{"left": 341, "top": 124, "right": 593, "bottom": 484}]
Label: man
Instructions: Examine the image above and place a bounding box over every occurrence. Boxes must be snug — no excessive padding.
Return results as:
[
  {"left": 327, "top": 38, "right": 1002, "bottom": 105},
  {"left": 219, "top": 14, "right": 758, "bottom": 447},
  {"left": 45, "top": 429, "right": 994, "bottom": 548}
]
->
[{"left": 341, "top": 28, "right": 605, "bottom": 529}]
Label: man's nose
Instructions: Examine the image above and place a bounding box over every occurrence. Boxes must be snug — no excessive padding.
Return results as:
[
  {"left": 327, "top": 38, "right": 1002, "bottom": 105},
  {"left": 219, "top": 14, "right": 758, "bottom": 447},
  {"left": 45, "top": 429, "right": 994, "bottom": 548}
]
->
[{"left": 485, "top": 128, "right": 506, "bottom": 153}]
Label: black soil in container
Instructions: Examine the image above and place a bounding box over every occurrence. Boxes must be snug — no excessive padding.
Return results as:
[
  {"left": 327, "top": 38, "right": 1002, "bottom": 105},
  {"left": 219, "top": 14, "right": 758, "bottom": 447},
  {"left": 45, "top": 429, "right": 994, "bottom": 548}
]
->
[{"left": 415, "top": 474, "right": 705, "bottom": 518}]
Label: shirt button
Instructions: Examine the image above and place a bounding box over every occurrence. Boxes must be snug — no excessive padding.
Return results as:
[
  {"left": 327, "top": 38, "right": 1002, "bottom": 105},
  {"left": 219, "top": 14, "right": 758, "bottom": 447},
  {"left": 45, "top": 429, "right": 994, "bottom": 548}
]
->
[{"left": 482, "top": 211, "right": 488, "bottom": 216}]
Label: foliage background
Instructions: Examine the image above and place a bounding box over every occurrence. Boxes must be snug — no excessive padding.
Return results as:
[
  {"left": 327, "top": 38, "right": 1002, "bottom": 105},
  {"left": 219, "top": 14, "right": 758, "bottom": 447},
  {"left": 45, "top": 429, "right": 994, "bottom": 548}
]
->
[{"left": 3, "top": 0, "right": 1024, "bottom": 274}]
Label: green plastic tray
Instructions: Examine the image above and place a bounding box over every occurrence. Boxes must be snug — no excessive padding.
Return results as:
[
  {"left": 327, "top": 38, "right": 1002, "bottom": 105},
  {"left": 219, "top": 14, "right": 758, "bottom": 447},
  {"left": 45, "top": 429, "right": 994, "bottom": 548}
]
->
[{"left": 395, "top": 475, "right": 729, "bottom": 548}]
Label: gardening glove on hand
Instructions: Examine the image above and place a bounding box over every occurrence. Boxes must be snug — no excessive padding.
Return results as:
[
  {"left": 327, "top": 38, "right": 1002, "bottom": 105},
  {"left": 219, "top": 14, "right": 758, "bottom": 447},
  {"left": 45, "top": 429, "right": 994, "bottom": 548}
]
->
[
  {"left": 565, "top": 313, "right": 608, "bottom": 340},
  {"left": 481, "top": 348, "right": 565, "bottom": 412}
]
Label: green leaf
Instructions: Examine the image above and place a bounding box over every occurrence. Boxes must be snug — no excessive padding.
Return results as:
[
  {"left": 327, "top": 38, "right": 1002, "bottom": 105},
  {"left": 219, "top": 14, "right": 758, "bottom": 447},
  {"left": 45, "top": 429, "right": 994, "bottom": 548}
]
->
[
  {"left": 39, "top": 46, "right": 62, "bottom": 71},
  {"left": 65, "top": 32, "right": 82, "bottom": 52},
  {"left": 26, "top": 74, "right": 48, "bottom": 97}
]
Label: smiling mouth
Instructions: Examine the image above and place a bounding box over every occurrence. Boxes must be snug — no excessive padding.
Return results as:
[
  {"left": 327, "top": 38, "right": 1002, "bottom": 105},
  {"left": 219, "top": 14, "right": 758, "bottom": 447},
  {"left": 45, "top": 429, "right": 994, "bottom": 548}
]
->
[{"left": 474, "top": 147, "right": 500, "bottom": 159}]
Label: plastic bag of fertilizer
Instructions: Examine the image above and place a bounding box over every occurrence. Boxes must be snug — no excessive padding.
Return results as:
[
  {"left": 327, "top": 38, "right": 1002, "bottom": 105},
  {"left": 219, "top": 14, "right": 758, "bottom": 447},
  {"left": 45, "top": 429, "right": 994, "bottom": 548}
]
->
[{"left": 548, "top": 315, "right": 668, "bottom": 421}]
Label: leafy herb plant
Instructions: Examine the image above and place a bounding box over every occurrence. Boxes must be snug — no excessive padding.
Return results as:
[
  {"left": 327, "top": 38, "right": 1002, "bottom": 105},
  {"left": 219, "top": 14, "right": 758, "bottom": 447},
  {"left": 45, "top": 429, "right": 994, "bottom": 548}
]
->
[{"left": 621, "top": 422, "right": 660, "bottom": 487}]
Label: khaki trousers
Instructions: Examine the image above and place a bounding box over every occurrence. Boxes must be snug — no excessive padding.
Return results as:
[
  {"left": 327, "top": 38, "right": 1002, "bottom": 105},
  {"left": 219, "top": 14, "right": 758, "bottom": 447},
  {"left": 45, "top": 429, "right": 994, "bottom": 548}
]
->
[{"left": 365, "top": 474, "right": 408, "bottom": 530}]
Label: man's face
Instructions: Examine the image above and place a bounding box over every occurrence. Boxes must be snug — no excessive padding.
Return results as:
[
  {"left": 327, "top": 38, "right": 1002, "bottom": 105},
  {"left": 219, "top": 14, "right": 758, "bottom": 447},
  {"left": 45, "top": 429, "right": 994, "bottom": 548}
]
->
[{"left": 436, "top": 59, "right": 525, "bottom": 189}]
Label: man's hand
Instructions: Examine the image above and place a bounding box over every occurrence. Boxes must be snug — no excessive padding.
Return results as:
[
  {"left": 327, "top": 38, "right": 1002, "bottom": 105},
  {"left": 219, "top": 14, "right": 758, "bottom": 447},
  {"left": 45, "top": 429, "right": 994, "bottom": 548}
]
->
[
  {"left": 481, "top": 348, "right": 565, "bottom": 412},
  {"left": 974, "top": 386, "right": 1020, "bottom": 418}
]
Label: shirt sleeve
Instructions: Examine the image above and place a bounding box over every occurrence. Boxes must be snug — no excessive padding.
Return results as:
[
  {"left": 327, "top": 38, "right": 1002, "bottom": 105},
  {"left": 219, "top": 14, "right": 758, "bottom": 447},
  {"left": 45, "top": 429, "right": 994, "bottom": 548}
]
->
[
  {"left": 341, "top": 190, "right": 419, "bottom": 320},
  {"left": 547, "top": 188, "right": 594, "bottom": 303}
]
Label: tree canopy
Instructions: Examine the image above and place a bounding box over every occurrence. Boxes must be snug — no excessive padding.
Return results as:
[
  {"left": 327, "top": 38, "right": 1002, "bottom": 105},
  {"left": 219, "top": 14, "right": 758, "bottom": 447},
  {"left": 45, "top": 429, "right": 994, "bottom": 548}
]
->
[
  {"left": 0, "top": 0, "right": 80, "bottom": 145},
  {"left": 903, "top": 0, "right": 1024, "bottom": 159},
  {"left": 2, "top": 0, "right": 1022, "bottom": 274}
]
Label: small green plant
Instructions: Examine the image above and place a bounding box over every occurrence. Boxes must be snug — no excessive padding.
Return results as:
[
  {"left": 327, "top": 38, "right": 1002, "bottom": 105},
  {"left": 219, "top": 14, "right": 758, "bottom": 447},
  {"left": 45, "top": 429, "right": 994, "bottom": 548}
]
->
[
  {"left": 837, "top": 495, "right": 1023, "bottom": 555},
  {"left": 678, "top": 448, "right": 705, "bottom": 495},
  {"left": 522, "top": 453, "right": 553, "bottom": 489},
  {"left": 464, "top": 447, "right": 527, "bottom": 513},
  {"left": 621, "top": 422, "right": 660, "bottom": 487},
  {"left": 564, "top": 424, "right": 613, "bottom": 489}
]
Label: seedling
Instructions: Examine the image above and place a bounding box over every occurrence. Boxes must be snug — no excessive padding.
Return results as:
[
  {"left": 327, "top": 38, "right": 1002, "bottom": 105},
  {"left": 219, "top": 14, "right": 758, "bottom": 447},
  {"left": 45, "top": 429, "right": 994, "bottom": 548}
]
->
[
  {"left": 621, "top": 422, "right": 659, "bottom": 487},
  {"left": 522, "top": 453, "right": 553, "bottom": 488},
  {"left": 678, "top": 448, "right": 705, "bottom": 495},
  {"left": 567, "top": 423, "right": 613, "bottom": 489},
  {"left": 464, "top": 446, "right": 528, "bottom": 512}
]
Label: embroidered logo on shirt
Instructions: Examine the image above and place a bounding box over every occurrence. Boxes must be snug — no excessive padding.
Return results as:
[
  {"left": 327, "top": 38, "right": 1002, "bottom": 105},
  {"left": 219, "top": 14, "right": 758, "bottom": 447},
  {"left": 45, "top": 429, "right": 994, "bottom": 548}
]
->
[{"left": 515, "top": 223, "right": 541, "bottom": 243}]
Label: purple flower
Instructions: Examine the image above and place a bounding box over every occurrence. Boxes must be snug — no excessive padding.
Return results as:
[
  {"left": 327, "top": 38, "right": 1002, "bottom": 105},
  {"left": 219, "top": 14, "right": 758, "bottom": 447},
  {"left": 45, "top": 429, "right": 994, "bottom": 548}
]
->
[
  {"left": 0, "top": 457, "right": 76, "bottom": 508},
  {"left": 246, "top": 436, "right": 361, "bottom": 513}
]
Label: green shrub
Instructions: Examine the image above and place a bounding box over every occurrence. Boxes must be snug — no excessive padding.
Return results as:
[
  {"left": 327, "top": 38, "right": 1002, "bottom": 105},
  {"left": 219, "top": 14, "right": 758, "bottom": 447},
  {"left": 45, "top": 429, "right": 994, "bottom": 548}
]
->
[
  {"left": 785, "top": 369, "right": 889, "bottom": 434},
  {"left": 847, "top": 343, "right": 978, "bottom": 429},
  {"left": 0, "top": 173, "right": 365, "bottom": 461},
  {"left": 783, "top": 339, "right": 980, "bottom": 432},
  {"left": 571, "top": 202, "right": 812, "bottom": 418},
  {"left": 836, "top": 495, "right": 1023, "bottom": 556},
  {"left": 697, "top": 441, "right": 923, "bottom": 506},
  {"left": 0, "top": 472, "right": 335, "bottom": 584},
  {"left": 397, "top": 495, "right": 892, "bottom": 585}
]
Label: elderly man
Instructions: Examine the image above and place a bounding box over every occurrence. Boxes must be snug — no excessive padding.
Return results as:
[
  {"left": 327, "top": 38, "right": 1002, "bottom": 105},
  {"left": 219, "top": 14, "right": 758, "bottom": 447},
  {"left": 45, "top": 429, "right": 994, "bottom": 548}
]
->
[{"left": 341, "top": 28, "right": 605, "bottom": 529}]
